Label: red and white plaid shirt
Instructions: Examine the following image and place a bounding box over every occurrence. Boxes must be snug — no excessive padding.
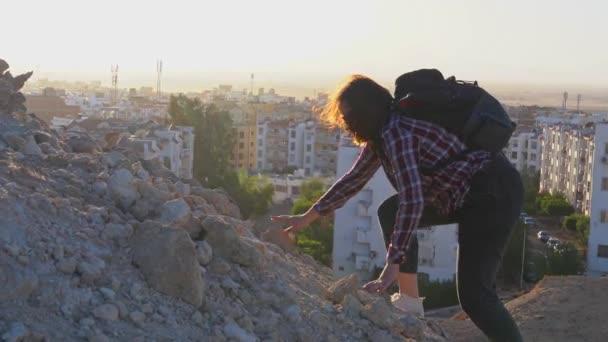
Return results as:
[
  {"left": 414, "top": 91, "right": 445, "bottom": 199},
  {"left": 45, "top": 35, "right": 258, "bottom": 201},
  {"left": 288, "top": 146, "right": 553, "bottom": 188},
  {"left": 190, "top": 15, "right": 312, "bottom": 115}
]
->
[{"left": 313, "top": 114, "right": 492, "bottom": 264}]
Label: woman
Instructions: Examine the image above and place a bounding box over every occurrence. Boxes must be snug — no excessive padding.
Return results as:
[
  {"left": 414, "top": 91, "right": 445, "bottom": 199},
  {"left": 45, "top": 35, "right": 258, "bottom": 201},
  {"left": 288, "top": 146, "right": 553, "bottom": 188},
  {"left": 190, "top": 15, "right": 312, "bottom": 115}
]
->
[{"left": 271, "top": 75, "right": 523, "bottom": 341}]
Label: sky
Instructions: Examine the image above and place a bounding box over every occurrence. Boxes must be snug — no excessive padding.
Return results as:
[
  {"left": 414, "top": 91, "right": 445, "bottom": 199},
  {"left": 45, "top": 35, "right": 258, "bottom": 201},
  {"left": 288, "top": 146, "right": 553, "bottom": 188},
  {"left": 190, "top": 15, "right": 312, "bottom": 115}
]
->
[{"left": 3, "top": 0, "right": 607, "bottom": 93}]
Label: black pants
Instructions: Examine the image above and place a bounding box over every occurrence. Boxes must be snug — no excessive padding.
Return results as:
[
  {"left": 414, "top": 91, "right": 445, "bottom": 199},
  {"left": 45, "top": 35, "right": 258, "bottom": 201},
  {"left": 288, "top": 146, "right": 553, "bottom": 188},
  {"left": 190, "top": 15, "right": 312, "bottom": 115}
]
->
[{"left": 377, "top": 154, "right": 524, "bottom": 342}]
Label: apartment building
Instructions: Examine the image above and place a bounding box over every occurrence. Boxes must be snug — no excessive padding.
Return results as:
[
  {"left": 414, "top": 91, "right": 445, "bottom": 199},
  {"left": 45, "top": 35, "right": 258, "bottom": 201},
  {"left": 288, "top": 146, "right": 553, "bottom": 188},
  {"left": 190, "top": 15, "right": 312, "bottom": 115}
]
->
[
  {"left": 539, "top": 123, "right": 608, "bottom": 275},
  {"left": 504, "top": 130, "right": 542, "bottom": 172},
  {"left": 229, "top": 106, "right": 257, "bottom": 170},
  {"left": 256, "top": 119, "right": 290, "bottom": 172},
  {"left": 286, "top": 119, "right": 340, "bottom": 176},
  {"left": 332, "top": 136, "right": 458, "bottom": 282}
]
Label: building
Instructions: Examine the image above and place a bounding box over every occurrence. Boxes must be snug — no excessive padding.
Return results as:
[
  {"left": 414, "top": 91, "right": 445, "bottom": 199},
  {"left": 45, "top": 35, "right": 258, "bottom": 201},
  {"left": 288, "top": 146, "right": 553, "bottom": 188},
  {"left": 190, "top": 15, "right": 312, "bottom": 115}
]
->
[
  {"left": 504, "top": 130, "right": 542, "bottom": 172},
  {"left": 332, "top": 136, "right": 458, "bottom": 282},
  {"left": 256, "top": 119, "right": 290, "bottom": 172},
  {"left": 267, "top": 173, "right": 333, "bottom": 203},
  {"left": 286, "top": 119, "right": 340, "bottom": 176},
  {"left": 25, "top": 87, "right": 81, "bottom": 122},
  {"left": 229, "top": 106, "right": 257, "bottom": 170},
  {"left": 539, "top": 123, "right": 608, "bottom": 275}
]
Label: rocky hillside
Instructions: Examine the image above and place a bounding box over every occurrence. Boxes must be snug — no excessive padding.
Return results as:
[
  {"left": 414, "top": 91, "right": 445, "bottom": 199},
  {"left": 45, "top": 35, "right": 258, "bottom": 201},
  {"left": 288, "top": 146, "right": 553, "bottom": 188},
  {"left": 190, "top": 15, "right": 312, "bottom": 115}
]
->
[
  {"left": 0, "top": 63, "right": 447, "bottom": 341},
  {"left": 439, "top": 276, "right": 608, "bottom": 342}
]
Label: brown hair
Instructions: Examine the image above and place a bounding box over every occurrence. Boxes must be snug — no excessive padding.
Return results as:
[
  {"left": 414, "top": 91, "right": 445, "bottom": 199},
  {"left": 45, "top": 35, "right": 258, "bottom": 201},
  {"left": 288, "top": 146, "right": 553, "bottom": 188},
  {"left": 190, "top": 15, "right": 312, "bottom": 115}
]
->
[{"left": 318, "top": 74, "right": 393, "bottom": 145}]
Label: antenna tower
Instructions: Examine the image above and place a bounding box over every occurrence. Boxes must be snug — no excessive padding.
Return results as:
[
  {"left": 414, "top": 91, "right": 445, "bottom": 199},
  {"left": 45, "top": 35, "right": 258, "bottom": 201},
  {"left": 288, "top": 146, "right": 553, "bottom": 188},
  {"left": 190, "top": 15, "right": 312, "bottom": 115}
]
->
[
  {"left": 156, "top": 60, "right": 163, "bottom": 101},
  {"left": 111, "top": 64, "right": 119, "bottom": 104}
]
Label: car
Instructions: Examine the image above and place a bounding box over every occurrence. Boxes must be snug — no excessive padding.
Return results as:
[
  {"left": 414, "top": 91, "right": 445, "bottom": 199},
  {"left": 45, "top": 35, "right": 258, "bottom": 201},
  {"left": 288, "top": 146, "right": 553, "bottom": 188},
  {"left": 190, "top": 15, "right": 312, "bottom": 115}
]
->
[
  {"left": 520, "top": 212, "right": 528, "bottom": 219},
  {"left": 524, "top": 217, "right": 536, "bottom": 225},
  {"left": 547, "top": 237, "right": 561, "bottom": 249},
  {"left": 537, "top": 230, "right": 549, "bottom": 242}
]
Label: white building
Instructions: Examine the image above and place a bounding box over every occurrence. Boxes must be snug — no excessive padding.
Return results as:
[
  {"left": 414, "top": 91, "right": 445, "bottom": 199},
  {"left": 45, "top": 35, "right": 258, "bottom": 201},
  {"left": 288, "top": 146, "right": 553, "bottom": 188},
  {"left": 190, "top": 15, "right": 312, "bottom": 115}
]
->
[
  {"left": 284, "top": 119, "right": 340, "bottom": 176},
  {"left": 539, "top": 123, "right": 608, "bottom": 275},
  {"left": 332, "top": 136, "right": 458, "bottom": 282},
  {"left": 504, "top": 130, "right": 542, "bottom": 172},
  {"left": 267, "top": 173, "right": 334, "bottom": 203},
  {"left": 135, "top": 125, "right": 195, "bottom": 179}
]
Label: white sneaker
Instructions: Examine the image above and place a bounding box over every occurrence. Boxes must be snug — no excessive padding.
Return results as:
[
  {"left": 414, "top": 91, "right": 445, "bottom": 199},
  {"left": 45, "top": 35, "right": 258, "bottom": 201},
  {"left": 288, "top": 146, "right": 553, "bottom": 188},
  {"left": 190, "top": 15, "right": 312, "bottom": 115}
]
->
[{"left": 391, "top": 293, "right": 425, "bottom": 317}]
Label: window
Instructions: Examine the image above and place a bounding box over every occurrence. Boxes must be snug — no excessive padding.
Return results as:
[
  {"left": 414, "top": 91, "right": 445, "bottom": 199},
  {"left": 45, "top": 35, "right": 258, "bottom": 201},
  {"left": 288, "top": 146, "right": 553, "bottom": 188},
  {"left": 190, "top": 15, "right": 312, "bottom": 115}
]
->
[
  {"left": 601, "top": 210, "right": 608, "bottom": 223},
  {"left": 239, "top": 132, "right": 244, "bottom": 138},
  {"left": 258, "top": 127, "right": 263, "bottom": 135},
  {"left": 250, "top": 142, "right": 254, "bottom": 146},
  {"left": 530, "top": 153, "right": 536, "bottom": 161},
  {"left": 602, "top": 178, "right": 608, "bottom": 191},
  {"left": 306, "top": 144, "right": 312, "bottom": 152},
  {"left": 605, "top": 142, "right": 608, "bottom": 155},
  {"left": 598, "top": 245, "right": 608, "bottom": 258},
  {"left": 257, "top": 162, "right": 262, "bottom": 169},
  {"left": 292, "top": 186, "right": 300, "bottom": 195},
  {"left": 290, "top": 130, "right": 296, "bottom": 138},
  {"left": 239, "top": 142, "right": 244, "bottom": 149},
  {"left": 238, "top": 153, "right": 244, "bottom": 160},
  {"left": 290, "top": 142, "right": 295, "bottom": 151},
  {"left": 258, "top": 139, "right": 263, "bottom": 145},
  {"left": 305, "top": 156, "right": 311, "bottom": 163},
  {"left": 511, "top": 151, "right": 517, "bottom": 159},
  {"left": 258, "top": 149, "right": 263, "bottom": 157},
  {"left": 512, "top": 141, "right": 518, "bottom": 148}
]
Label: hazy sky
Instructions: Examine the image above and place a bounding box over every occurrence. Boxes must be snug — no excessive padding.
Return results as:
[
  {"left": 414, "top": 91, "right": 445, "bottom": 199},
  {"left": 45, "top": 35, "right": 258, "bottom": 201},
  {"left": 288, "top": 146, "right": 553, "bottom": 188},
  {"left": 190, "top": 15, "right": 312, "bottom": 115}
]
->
[{"left": 3, "top": 0, "right": 607, "bottom": 92}]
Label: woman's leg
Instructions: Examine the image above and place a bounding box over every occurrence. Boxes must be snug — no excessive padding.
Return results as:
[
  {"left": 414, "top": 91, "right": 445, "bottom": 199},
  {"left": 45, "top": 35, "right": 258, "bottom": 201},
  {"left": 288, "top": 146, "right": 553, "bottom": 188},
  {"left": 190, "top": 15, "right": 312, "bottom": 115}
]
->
[
  {"left": 455, "top": 156, "right": 524, "bottom": 342},
  {"left": 378, "top": 194, "right": 419, "bottom": 297}
]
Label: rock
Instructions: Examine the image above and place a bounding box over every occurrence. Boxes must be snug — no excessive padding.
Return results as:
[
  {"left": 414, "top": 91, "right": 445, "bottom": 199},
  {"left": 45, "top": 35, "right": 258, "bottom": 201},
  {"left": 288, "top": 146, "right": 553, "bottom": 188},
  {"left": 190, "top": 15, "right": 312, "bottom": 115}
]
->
[
  {"left": 99, "top": 288, "right": 116, "bottom": 300},
  {"left": 2, "top": 133, "right": 25, "bottom": 150},
  {"left": 66, "top": 135, "right": 99, "bottom": 153},
  {"left": 77, "top": 257, "right": 106, "bottom": 284},
  {"left": 104, "top": 151, "right": 128, "bottom": 168},
  {"left": 114, "top": 301, "right": 128, "bottom": 319},
  {"left": 175, "top": 181, "right": 191, "bottom": 196},
  {"left": 107, "top": 169, "right": 139, "bottom": 209},
  {"left": 57, "top": 257, "right": 78, "bottom": 274},
  {"left": 131, "top": 220, "right": 205, "bottom": 307},
  {"left": 223, "top": 321, "right": 257, "bottom": 342},
  {"left": 21, "top": 135, "right": 42, "bottom": 156},
  {"left": 261, "top": 228, "right": 296, "bottom": 253},
  {"left": 141, "top": 303, "right": 154, "bottom": 314},
  {"left": 1, "top": 322, "right": 29, "bottom": 342},
  {"left": 208, "top": 258, "right": 231, "bottom": 275},
  {"left": 202, "top": 215, "right": 261, "bottom": 267},
  {"left": 195, "top": 240, "right": 213, "bottom": 265},
  {"left": 92, "top": 181, "right": 108, "bottom": 197},
  {"left": 369, "top": 330, "right": 402, "bottom": 342},
  {"left": 361, "top": 297, "right": 392, "bottom": 329},
  {"left": 283, "top": 304, "right": 301, "bottom": 322},
  {"left": 79, "top": 317, "right": 95, "bottom": 328},
  {"left": 38, "top": 142, "right": 55, "bottom": 154},
  {"left": 52, "top": 245, "right": 65, "bottom": 260},
  {"left": 33, "top": 131, "right": 52, "bottom": 144},
  {"left": 0, "top": 264, "right": 39, "bottom": 301},
  {"left": 132, "top": 161, "right": 150, "bottom": 180},
  {"left": 342, "top": 294, "right": 363, "bottom": 319},
  {"left": 158, "top": 198, "right": 191, "bottom": 225},
  {"left": 326, "top": 274, "right": 360, "bottom": 304},
  {"left": 221, "top": 278, "right": 240, "bottom": 290},
  {"left": 88, "top": 333, "right": 110, "bottom": 342},
  {"left": 193, "top": 188, "right": 241, "bottom": 219},
  {"left": 93, "top": 304, "right": 119, "bottom": 321},
  {"left": 191, "top": 311, "right": 204, "bottom": 325},
  {"left": 102, "top": 223, "right": 133, "bottom": 241},
  {"left": 129, "top": 311, "right": 146, "bottom": 324}
]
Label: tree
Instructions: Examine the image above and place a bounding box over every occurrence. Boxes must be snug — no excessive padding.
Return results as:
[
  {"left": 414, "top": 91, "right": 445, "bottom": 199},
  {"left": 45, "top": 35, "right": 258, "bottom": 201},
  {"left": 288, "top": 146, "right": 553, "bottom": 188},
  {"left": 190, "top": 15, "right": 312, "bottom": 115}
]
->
[
  {"left": 535, "top": 192, "right": 574, "bottom": 217},
  {"left": 520, "top": 167, "right": 540, "bottom": 214},
  {"left": 226, "top": 170, "right": 274, "bottom": 220},
  {"left": 545, "top": 242, "right": 583, "bottom": 275},
  {"left": 168, "top": 95, "right": 235, "bottom": 187},
  {"left": 290, "top": 178, "right": 333, "bottom": 266}
]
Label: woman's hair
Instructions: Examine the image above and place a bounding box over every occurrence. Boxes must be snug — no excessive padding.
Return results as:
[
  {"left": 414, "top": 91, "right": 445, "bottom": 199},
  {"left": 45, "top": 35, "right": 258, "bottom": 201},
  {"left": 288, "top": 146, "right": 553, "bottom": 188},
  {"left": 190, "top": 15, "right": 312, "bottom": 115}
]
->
[{"left": 318, "top": 74, "right": 393, "bottom": 145}]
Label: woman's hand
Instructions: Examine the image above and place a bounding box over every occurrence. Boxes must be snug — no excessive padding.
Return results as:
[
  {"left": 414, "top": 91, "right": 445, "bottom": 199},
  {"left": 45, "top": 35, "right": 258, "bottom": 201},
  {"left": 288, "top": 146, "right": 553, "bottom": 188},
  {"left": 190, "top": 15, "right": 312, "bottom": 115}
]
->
[
  {"left": 362, "top": 263, "right": 399, "bottom": 293},
  {"left": 271, "top": 208, "right": 320, "bottom": 235}
]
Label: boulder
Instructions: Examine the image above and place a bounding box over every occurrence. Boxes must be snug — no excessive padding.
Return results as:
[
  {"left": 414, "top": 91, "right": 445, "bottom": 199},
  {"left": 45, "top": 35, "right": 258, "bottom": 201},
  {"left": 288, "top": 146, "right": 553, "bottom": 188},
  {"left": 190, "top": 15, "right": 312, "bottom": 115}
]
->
[
  {"left": 201, "top": 215, "right": 261, "bottom": 267},
  {"left": 192, "top": 188, "right": 241, "bottom": 219},
  {"left": 107, "top": 168, "right": 139, "bottom": 209},
  {"left": 131, "top": 220, "right": 205, "bottom": 307},
  {"left": 325, "top": 273, "right": 360, "bottom": 304}
]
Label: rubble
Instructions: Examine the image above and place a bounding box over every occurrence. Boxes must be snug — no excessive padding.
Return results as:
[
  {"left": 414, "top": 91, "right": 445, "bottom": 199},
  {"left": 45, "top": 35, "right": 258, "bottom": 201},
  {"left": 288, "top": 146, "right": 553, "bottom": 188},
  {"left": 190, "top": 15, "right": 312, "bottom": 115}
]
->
[{"left": 0, "top": 60, "right": 446, "bottom": 341}]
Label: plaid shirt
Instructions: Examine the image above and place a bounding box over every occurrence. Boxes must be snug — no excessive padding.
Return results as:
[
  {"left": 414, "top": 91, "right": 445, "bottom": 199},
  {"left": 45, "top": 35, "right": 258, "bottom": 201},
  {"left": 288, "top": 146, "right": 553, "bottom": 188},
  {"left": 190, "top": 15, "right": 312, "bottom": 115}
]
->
[{"left": 313, "top": 114, "right": 492, "bottom": 264}]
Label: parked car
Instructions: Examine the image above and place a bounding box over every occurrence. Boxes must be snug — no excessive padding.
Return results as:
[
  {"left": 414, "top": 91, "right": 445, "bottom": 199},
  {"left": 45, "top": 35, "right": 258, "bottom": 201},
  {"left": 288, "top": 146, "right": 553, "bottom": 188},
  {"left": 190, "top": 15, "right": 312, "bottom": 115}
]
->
[
  {"left": 547, "top": 237, "right": 561, "bottom": 249},
  {"left": 520, "top": 212, "right": 528, "bottom": 219},
  {"left": 524, "top": 217, "right": 536, "bottom": 225},
  {"left": 537, "top": 230, "right": 549, "bottom": 242}
]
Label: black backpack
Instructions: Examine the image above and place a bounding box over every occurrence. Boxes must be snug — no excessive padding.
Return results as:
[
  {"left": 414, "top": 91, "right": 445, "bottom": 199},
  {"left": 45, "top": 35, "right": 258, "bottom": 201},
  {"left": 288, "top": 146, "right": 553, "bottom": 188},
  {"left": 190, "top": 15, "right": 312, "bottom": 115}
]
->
[{"left": 392, "top": 69, "right": 515, "bottom": 153}]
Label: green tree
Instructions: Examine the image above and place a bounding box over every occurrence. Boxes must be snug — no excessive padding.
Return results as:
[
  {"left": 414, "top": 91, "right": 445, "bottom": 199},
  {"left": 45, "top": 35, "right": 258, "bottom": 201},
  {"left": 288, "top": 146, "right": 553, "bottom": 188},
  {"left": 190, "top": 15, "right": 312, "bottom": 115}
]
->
[
  {"left": 520, "top": 167, "right": 540, "bottom": 214},
  {"left": 545, "top": 242, "right": 583, "bottom": 275},
  {"left": 168, "top": 95, "right": 235, "bottom": 187},
  {"left": 290, "top": 179, "right": 333, "bottom": 266},
  {"left": 575, "top": 215, "right": 590, "bottom": 247},
  {"left": 226, "top": 170, "right": 274, "bottom": 220}
]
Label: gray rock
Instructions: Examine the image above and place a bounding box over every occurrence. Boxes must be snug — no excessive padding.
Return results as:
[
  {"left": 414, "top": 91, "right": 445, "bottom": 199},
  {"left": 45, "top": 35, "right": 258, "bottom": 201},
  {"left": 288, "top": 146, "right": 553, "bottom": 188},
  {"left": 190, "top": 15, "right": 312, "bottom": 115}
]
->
[
  {"left": 21, "top": 135, "right": 42, "bottom": 156},
  {"left": 141, "top": 303, "right": 154, "bottom": 314},
  {"left": 283, "top": 304, "right": 301, "bottom": 322},
  {"left": 193, "top": 188, "right": 241, "bottom": 219},
  {"left": 0, "top": 264, "right": 39, "bottom": 301},
  {"left": 131, "top": 220, "right": 205, "bottom": 307},
  {"left": 195, "top": 240, "right": 213, "bottom": 265},
  {"left": 159, "top": 198, "right": 191, "bottom": 225},
  {"left": 57, "top": 257, "right": 78, "bottom": 274},
  {"left": 99, "top": 288, "right": 116, "bottom": 300},
  {"left": 92, "top": 181, "right": 108, "bottom": 197},
  {"left": 221, "top": 278, "right": 240, "bottom": 290},
  {"left": 77, "top": 257, "right": 106, "bottom": 284},
  {"left": 93, "top": 304, "right": 119, "bottom": 321},
  {"left": 202, "top": 215, "right": 261, "bottom": 267},
  {"left": 1, "top": 322, "right": 29, "bottom": 342},
  {"left": 223, "top": 321, "right": 257, "bottom": 342},
  {"left": 175, "top": 181, "right": 191, "bottom": 196},
  {"left": 33, "top": 131, "right": 52, "bottom": 144},
  {"left": 129, "top": 311, "right": 146, "bottom": 324},
  {"left": 191, "top": 311, "right": 204, "bottom": 325},
  {"left": 104, "top": 151, "right": 128, "bottom": 168},
  {"left": 2, "top": 133, "right": 25, "bottom": 150},
  {"left": 88, "top": 333, "right": 110, "bottom": 342},
  {"left": 342, "top": 294, "right": 363, "bottom": 319},
  {"left": 208, "top": 257, "right": 231, "bottom": 275},
  {"left": 326, "top": 273, "right": 360, "bottom": 304},
  {"left": 102, "top": 223, "right": 133, "bottom": 241},
  {"left": 107, "top": 169, "right": 139, "bottom": 209},
  {"left": 361, "top": 297, "right": 392, "bottom": 329}
]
